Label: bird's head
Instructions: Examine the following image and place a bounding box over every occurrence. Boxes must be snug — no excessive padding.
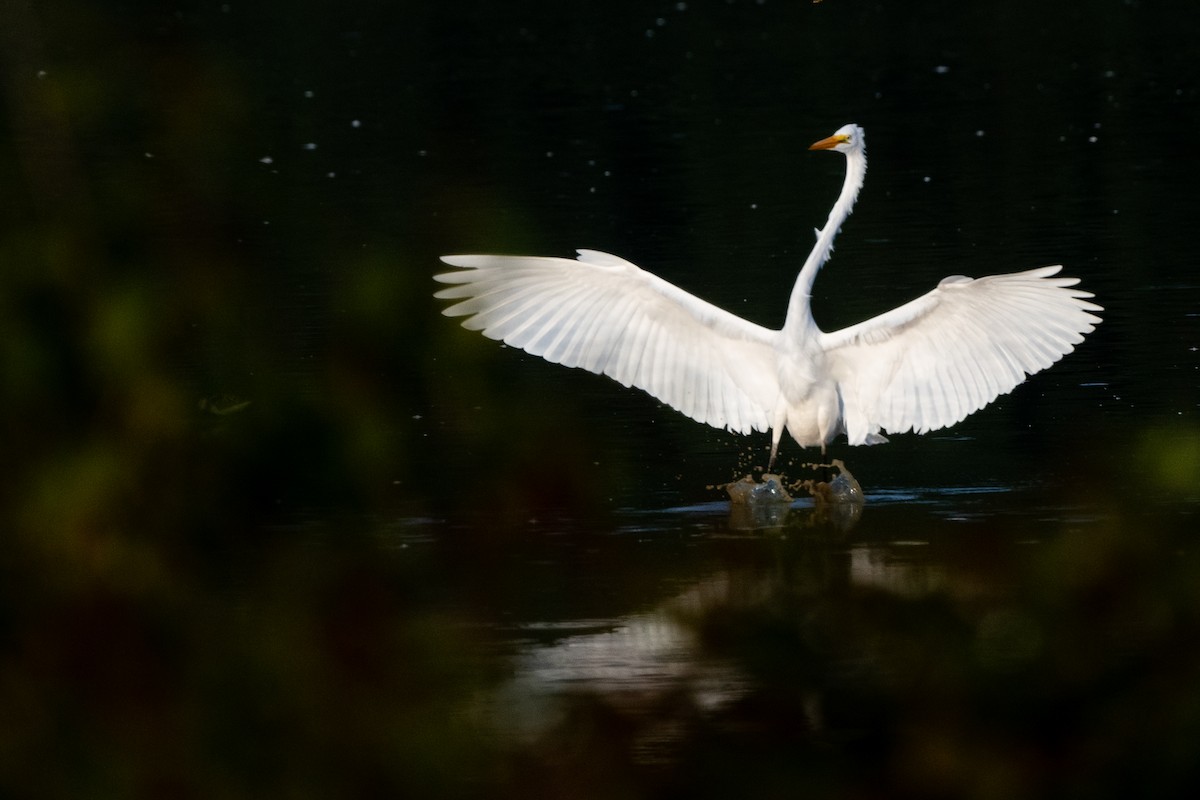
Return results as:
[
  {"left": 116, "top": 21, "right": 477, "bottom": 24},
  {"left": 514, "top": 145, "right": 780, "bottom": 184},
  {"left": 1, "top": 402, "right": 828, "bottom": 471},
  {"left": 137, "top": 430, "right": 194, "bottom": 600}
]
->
[{"left": 809, "top": 123, "right": 864, "bottom": 155}]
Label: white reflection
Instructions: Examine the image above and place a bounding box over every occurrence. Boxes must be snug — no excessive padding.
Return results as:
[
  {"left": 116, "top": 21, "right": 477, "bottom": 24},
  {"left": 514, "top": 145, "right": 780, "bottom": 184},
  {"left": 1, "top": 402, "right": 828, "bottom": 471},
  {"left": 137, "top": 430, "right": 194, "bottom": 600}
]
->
[
  {"left": 488, "top": 574, "right": 749, "bottom": 743},
  {"left": 484, "top": 542, "right": 970, "bottom": 750},
  {"left": 848, "top": 545, "right": 949, "bottom": 597}
]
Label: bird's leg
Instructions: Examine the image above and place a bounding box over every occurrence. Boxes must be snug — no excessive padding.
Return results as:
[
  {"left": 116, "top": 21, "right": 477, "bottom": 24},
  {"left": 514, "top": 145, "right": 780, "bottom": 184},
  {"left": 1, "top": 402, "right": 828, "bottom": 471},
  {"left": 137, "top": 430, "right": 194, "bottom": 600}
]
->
[
  {"left": 767, "top": 429, "right": 783, "bottom": 475},
  {"left": 819, "top": 444, "right": 832, "bottom": 483}
]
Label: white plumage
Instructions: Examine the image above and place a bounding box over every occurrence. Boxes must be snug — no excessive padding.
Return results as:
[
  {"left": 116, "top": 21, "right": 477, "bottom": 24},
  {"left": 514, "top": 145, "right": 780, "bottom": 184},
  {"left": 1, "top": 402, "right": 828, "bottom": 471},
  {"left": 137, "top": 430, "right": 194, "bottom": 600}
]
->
[{"left": 434, "top": 124, "right": 1102, "bottom": 469}]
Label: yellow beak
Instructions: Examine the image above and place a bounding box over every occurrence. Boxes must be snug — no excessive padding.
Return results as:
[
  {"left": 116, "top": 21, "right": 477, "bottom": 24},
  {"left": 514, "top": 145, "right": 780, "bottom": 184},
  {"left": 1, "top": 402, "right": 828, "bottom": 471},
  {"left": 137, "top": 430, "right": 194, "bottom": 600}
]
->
[{"left": 808, "top": 134, "right": 848, "bottom": 151}]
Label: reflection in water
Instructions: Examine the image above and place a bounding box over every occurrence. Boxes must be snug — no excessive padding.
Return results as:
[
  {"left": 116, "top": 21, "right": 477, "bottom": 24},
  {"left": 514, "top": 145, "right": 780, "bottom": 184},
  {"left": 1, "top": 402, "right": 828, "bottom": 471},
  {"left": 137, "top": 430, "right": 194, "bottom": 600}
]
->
[
  {"left": 470, "top": 494, "right": 1200, "bottom": 794},
  {"left": 726, "top": 495, "right": 864, "bottom": 532},
  {"left": 487, "top": 527, "right": 964, "bottom": 761},
  {"left": 849, "top": 544, "right": 947, "bottom": 597},
  {"left": 490, "top": 593, "right": 750, "bottom": 761}
]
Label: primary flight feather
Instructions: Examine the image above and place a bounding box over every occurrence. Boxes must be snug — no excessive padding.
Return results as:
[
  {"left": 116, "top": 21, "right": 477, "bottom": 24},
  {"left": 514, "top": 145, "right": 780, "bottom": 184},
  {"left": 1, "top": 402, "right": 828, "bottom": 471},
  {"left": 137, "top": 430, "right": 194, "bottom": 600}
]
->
[{"left": 434, "top": 124, "right": 1102, "bottom": 469}]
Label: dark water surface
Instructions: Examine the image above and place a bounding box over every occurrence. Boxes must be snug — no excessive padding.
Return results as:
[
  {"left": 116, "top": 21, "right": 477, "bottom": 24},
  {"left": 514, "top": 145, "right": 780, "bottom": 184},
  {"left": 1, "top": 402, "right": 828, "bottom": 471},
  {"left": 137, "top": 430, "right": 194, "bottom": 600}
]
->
[{"left": 3, "top": 0, "right": 1200, "bottom": 796}]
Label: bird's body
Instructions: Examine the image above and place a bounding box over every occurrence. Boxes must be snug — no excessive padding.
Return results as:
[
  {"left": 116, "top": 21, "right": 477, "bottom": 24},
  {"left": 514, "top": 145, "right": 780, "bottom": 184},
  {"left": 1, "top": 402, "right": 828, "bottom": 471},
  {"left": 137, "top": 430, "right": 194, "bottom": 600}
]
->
[{"left": 435, "top": 124, "right": 1102, "bottom": 469}]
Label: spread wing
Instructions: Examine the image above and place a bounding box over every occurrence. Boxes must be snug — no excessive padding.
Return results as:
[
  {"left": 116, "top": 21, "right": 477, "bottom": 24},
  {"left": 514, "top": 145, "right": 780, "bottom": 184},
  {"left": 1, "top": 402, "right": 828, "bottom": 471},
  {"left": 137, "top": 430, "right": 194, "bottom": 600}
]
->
[
  {"left": 820, "top": 266, "right": 1103, "bottom": 444},
  {"left": 434, "top": 250, "right": 782, "bottom": 434}
]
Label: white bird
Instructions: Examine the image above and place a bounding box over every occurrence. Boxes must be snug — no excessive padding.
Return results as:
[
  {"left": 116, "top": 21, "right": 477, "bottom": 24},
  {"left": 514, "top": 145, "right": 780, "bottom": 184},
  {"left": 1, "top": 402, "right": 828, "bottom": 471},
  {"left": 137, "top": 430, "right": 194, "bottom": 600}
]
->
[{"left": 434, "top": 124, "right": 1102, "bottom": 470}]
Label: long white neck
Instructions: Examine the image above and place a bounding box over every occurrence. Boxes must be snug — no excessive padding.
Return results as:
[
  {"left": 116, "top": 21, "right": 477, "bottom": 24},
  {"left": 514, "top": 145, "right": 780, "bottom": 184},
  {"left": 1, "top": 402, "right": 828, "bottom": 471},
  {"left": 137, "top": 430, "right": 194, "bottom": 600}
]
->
[{"left": 783, "top": 146, "right": 867, "bottom": 337}]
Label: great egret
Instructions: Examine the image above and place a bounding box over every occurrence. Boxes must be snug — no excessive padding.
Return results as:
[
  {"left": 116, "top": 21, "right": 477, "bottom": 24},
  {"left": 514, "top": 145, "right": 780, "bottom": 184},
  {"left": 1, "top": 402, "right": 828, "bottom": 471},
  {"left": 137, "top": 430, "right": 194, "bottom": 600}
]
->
[{"left": 434, "top": 124, "right": 1102, "bottom": 469}]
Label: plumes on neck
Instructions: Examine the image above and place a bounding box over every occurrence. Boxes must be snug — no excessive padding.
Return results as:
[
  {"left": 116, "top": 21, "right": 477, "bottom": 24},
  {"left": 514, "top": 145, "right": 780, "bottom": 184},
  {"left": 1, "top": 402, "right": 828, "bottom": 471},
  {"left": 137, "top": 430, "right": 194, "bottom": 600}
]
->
[{"left": 783, "top": 144, "right": 868, "bottom": 337}]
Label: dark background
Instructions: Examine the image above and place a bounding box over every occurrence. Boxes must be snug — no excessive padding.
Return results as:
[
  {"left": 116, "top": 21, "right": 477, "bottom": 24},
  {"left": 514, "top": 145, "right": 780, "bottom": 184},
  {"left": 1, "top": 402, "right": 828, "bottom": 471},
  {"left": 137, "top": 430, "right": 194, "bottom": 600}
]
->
[{"left": 2, "top": 1, "right": 1199, "bottom": 797}]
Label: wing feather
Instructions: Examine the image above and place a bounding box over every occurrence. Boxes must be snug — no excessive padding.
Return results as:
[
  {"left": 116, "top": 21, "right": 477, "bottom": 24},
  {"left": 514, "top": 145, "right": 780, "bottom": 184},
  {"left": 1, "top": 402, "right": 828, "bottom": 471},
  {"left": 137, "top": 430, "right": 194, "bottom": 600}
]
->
[
  {"left": 546, "top": 283, "right": 614, "bottom": 364},
  {"left": 822, "top": 265, "right": 1102, "bottom": 442},
  {"left": 435, "top": 251, "right": 782, "bottom": 434}
]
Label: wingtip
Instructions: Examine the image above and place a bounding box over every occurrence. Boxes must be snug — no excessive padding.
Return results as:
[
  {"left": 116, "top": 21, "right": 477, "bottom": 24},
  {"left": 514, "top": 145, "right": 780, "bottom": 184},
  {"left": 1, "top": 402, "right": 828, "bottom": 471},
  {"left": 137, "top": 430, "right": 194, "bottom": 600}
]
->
[
  {"left": 575, "top": 249, "right": 637, "bottom": 268},
  {"left": 432, "top": 269, "right": 478, "bottom": 284},
  {"left": 1028, "top": 264, "right": 1065, "bottom": 278}
]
